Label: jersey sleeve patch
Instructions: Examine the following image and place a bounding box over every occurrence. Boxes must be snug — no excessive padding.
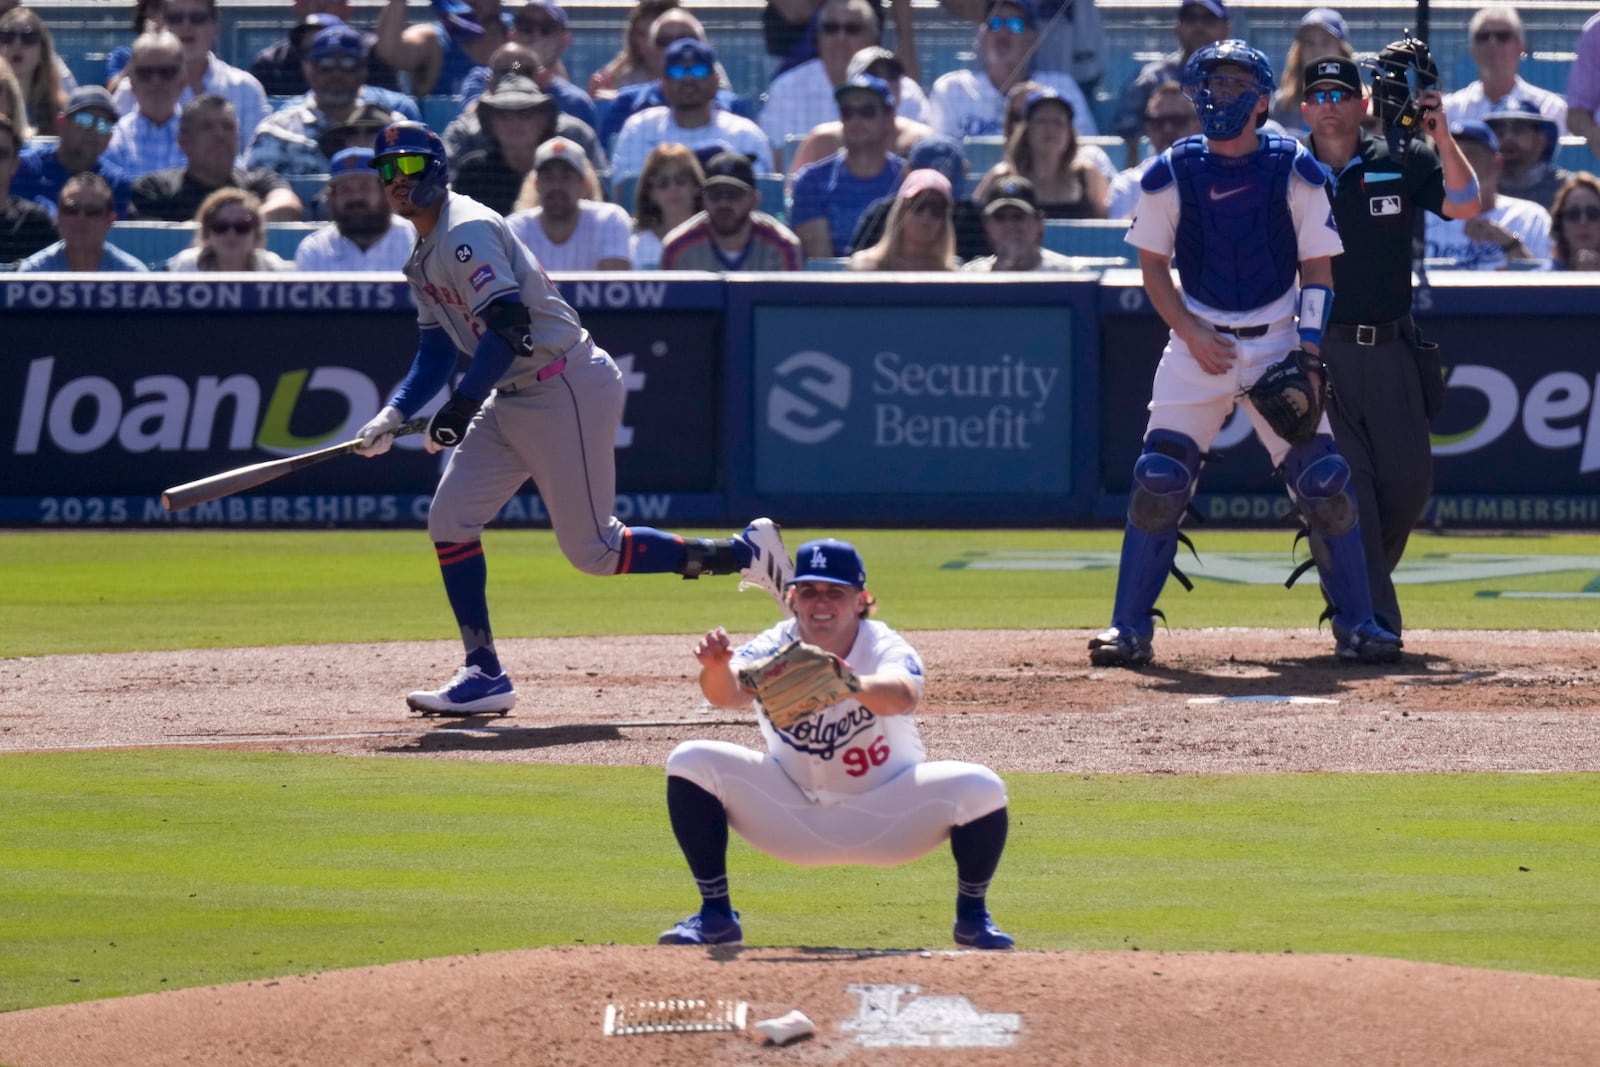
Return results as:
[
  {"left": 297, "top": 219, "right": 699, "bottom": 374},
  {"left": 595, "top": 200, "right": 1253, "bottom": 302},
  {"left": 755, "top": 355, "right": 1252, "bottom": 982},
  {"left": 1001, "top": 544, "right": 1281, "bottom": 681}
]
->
[
  {"left": 469, "top": 263, "right": 495, "bottom": 291},
  {"left": 454, "top": 243, "right": 473, "bottom": 262}
]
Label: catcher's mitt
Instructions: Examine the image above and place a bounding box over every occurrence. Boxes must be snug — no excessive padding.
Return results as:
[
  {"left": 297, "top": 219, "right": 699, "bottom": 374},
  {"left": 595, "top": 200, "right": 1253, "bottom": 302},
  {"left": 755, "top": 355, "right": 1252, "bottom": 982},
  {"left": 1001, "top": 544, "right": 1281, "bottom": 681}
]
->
[
  {"left": 737, "top": 639, "right": 861, "bottom": 729},
  {"left": 1246, "top": 348, "right": 1327, "bottom": 447}
]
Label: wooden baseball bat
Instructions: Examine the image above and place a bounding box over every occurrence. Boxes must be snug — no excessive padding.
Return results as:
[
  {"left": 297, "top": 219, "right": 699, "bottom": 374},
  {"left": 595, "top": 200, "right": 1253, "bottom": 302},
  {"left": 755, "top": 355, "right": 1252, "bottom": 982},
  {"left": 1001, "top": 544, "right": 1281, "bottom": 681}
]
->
[{"left": 160, "top": 416, "right": 430, "bottom": 512}]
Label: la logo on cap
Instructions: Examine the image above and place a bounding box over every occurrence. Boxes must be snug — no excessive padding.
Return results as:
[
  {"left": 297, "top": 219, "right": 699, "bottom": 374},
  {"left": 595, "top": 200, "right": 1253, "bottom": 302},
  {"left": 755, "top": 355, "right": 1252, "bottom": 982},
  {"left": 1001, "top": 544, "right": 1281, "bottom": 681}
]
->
[{"left": 809, "top": 546, "right": 828, "bottom": 569}]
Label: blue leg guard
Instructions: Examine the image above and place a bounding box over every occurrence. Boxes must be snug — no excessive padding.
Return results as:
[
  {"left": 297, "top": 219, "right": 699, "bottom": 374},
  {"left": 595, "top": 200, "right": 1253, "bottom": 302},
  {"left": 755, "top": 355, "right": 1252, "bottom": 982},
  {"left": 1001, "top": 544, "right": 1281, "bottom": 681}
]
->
[
  {"left": 1109, "top": 430, "right": 1200, "bottom": 637},
  {"left": 1282, "top": 437, "right": 1389, "bottom": 646}
]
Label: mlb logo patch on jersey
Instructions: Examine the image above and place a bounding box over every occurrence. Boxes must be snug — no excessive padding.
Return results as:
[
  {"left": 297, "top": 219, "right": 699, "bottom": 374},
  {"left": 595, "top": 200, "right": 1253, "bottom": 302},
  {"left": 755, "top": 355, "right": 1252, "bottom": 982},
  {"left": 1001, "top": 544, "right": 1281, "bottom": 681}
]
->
[
  {"left": 455, "top": 244, "right": 473, "bottom": 263},
  {"left": 1370, "top": 195, "right": 1402, "bottom": 216},
  {"left": 469, "top": 264, "right": 495, "bottom": 291}
]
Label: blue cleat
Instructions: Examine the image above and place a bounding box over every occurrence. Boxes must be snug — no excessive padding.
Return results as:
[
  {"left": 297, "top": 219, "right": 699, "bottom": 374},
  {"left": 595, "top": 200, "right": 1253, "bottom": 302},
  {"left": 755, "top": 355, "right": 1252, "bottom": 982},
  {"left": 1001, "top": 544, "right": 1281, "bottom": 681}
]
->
[
  {"left": 953, "top": 910, "right": 1015, "bottom": 950},
  {"left": 1333, "top": 620, "right": 1403, "bottom": 664},
  {"left": 658, "top": 909, "right": 743, "bottom": 946},
  {"left": 406, "top": 665, "right": 517, "bottom": 715}
]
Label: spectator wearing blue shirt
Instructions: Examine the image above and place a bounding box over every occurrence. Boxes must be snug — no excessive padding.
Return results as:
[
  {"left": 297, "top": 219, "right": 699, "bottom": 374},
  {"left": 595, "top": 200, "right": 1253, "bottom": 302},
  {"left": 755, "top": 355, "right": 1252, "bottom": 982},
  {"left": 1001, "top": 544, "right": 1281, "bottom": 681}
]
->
[
  {"left": 459, "top": 0, "right": 596, "bottom": 129},
  {"left": 11, "top": 86, "right": 134, "bottom": 218},
  {"left": 375, "top": 0, "right": 513, "bottom": 98},
  {"left": 790, "top": 73, "right": 905, "bottom": 258},
  {"left": 16, "top": 173, "right": 148, "bottom": 272}
]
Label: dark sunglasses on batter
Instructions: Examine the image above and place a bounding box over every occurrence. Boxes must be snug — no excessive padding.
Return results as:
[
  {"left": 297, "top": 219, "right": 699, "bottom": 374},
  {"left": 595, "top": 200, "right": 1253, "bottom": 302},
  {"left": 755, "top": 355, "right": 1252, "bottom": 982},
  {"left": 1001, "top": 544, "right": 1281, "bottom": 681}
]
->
[
  {"left": 0, "top": 29, "right": 42, "bottom": 45},
  {"left": 666, "top": 62, "right": 711, "bottom": 80},
  {"left": 375, "top": 154, "right": 430, "bottom": 182},
  {"left": 1559, "top": 205, "right": 1600, "bottom": 223},
  {"left": 987, "top": 15, "right": 1027, "bottom": 34},
  {"left": 1305, "top": 87, "right": 1357, "bottom": 105},
  {"left": 69, "top": 111, "right": 117, "bottom": 134}
]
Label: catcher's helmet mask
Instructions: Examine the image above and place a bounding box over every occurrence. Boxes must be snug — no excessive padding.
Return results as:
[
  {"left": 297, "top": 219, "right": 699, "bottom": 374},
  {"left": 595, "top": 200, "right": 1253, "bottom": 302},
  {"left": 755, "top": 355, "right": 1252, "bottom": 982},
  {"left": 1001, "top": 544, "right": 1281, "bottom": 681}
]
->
[
  {"left": 370, "top": 121, "right": 450, "bottom": 208},
  {"left": 1183, "top": 39, "right": 1274, "bottom": 140},
  {"left": 1366, "top": 32, "right": 1438, "bottom": 149}
]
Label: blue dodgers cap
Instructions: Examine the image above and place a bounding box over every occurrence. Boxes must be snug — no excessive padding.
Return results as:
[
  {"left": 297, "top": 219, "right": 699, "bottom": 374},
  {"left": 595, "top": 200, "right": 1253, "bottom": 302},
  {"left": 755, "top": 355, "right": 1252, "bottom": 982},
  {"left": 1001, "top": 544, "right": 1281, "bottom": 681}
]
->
[
  {"left": 1451, "top": 119, "right": 1500, "bottom": 153},
  {"left": 307, "top": 24, "right": 366, "bottom": 61},
  {"left": 1024, "top": 86, "right": 1074, "bottom": 119},
  {"left": 1180, "top": 0, "right": 1227, "bottom": 18},
  {"left": 663, "top": 37, "right": 715, "bottom": 69},
  {"left": 1299, "top": 7, "right": 1348, "bottom": 42},
  {"left": 329, "top": 146, "right": 376, "bottom": 179},
  {"left": 791, "top": 539, "right": 867, "bottom": 588},
  {"left": 522, "top": 0, "right": 568, "bottom": 29},
  {"left": 907, "top": 134, "right": 965, "bottom": 188},
  {"left": 833, "top": 72, "right": 894, "bottom": 108}
]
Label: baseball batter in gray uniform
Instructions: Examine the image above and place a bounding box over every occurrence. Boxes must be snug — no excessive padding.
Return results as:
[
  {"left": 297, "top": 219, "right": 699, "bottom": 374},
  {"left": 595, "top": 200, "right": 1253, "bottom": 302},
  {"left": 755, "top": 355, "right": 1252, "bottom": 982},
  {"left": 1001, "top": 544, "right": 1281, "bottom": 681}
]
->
[{"left": 354, "top": 122, "right": 794, "bottom": 716}]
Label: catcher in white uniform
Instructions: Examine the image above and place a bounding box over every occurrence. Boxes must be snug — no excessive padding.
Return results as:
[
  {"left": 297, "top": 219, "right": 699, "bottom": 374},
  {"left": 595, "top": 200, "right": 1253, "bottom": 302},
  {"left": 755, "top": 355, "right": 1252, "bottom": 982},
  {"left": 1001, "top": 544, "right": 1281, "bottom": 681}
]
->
[{"left": 658, "top": 538, "right": 1014, "bottom": 950}]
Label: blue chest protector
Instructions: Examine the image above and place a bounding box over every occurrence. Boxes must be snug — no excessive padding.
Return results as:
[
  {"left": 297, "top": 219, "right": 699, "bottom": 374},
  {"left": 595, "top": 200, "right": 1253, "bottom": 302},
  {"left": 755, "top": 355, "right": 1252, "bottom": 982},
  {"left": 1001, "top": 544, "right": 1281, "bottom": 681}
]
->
[{"left": 1142, "top": 133, "right": 1324, "bottom": 313}]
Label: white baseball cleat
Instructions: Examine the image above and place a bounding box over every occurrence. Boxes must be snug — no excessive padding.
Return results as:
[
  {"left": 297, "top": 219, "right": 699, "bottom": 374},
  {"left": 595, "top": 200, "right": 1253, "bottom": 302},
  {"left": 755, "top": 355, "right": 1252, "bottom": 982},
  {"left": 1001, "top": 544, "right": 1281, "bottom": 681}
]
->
[
  {"left": 737, "top": 518, "right": 795, "bottom": 614},
  {"left": 406, "top": 664, "right": 517, "bottom": 716}
]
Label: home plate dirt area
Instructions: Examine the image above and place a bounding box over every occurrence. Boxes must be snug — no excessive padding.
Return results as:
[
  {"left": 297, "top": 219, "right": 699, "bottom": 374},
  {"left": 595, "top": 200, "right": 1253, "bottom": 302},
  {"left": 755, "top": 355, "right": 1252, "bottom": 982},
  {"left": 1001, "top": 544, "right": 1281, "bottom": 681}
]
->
[{"left": 1, "top": 628, "right": 1597, "bottom": 1066}]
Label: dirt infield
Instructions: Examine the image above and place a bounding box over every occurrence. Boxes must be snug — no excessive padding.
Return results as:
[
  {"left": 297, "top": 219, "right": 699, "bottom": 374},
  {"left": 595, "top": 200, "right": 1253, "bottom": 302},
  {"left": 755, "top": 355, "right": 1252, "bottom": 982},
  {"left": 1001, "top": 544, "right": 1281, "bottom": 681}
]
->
[{"left": 2, "top": 627, "right": 1598, "bottom": 1065}]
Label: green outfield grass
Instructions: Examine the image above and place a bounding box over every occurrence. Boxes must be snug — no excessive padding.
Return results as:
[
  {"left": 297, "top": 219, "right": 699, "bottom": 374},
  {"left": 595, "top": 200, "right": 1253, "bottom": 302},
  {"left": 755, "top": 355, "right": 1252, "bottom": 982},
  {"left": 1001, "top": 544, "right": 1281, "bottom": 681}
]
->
[
  {"left": 0, "top": 752, "right": 1595, "bottom": 1013},
  {"left": 3, "top": 528, "right": 1599, "bottom": 656}
]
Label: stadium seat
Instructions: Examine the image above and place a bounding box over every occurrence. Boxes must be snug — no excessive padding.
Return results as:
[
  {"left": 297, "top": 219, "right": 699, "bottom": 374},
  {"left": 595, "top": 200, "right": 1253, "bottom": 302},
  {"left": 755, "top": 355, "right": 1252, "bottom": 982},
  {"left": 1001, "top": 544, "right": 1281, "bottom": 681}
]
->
[
  {"left": 286, "top": 174, "right": 330, "bottom": 222},
  {"left": 1042, "top": 219, "right": 1133, "bottom": 260},
  {"left": 756, "top": 173, "right": 787, "bottom": 220},
  {"left": 611, "top": 172, "right": 639, "bottom": 209},
  {"left": 419, "top": 96, "right": 464, "bottom": 131},
  {"left": 962, "top": 135, "right": 1006, "bottom": 179},
  {"left": 1557, "top": 137, "right": 1597, "bottom": 174}
]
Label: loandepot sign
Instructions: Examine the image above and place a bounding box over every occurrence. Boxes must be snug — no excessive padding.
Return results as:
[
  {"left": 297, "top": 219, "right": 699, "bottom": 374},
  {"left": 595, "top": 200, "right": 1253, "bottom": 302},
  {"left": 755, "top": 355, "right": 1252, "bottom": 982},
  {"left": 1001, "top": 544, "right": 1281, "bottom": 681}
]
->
[{"left": 944, "top": 552, "right": 1600, "bottom": 592}]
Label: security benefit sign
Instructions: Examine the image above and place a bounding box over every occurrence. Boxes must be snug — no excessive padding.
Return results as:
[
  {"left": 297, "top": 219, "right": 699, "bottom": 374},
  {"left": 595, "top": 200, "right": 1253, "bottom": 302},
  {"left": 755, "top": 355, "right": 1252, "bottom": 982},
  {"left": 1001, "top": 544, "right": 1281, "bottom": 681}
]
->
[{"left": 751, "top": 306, "right": 1074, "bottom": 494}]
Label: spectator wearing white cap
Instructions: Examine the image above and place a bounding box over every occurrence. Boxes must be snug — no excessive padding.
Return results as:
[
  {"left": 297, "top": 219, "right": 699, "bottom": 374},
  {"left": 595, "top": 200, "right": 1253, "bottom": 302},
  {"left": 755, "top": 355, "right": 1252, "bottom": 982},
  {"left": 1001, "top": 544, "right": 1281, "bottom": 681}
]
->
[
  {"left": 1269, "top": 8, "right": 1353, "bottom": 131},
  {"left": 294, "top": 146, "right": 417, "bottom": 270},
  {"left": 610, "top": 38, "right": 772, "bottom": 196},
  {"left": 11, "top": 85, "right": 134, "bottom": 218},
  {"left": 847, "top": 167, "right": 957, "bottom": 270},
  {"left": 1485, "top": 99, "right": 1570, "bottom": 209},
  {"left": 1109, "top": 0, "right": 1229, "bottom": 168},
  {"left": 246, "top": 25, "right": 409, "bottom": 175},
  {"left": 785, "top": 46, "right": 933, "bottom": 175},
  {"left": 960, "top": 174, "right": 1082, "bottom": 271},
  {"left": 507, "top": 135, "right": 631, "bottom": 269},
  {"left": 109, "top": 0, "right": 268, "bottom": 159},
  {"left": 1442, "top": 6, "right": 1568, "bottom": 137},
  {"left": 928, "top": 0, "right": 1096, "bottom": 143},
  {"left": 660, "top": 149, "right": 803, "bottom": 271},
  {"left": 790, "top": 72, "right": 906, "bottom": 258}
]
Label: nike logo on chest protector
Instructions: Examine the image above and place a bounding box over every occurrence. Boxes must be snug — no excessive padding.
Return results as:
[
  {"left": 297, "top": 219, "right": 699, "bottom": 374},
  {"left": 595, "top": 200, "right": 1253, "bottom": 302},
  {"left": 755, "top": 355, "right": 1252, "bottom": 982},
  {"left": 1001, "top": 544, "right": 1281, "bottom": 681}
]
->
[{"left": 1208, "top": 185, "right": 1249, "bottom": 202}]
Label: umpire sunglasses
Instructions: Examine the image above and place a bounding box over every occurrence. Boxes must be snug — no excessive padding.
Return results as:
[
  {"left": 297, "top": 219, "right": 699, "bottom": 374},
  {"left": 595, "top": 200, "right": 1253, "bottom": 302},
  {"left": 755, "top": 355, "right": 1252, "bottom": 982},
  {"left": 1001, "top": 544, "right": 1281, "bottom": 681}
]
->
[{"left": 375, "top": 154, "right": 430, "bottom": 182}]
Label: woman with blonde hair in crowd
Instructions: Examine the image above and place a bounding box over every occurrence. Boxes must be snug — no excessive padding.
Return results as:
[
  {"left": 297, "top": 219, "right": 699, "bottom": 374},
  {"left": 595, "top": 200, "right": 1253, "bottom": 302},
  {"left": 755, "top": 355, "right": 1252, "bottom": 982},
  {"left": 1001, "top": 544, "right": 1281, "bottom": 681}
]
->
[
  {"left": 1549, "top": 171, "right": 1600, "bottom": 271},
  {"left": 1270, "top": 8, "right": 1354, "bottom": 131},
  {"left": 588, "top": 0, "right": 678, "bottom": 98},
  {"left": 166, "top": 187, "right": 292, "bottom": 272},
  {"left": 848, "top": 168, "right": 957, "bottom": 271},
  {"left": 974, "top": 87, "right": 1106, "bottom": 219},
  {"left": 0, "top": 57, "right": 31, "bottom": 140},
  {"left": 0, "top": 6, "right": 66, "bottom": 136},
  {"left": 629, "top": 142, "right": 705, "bottom": 269}
]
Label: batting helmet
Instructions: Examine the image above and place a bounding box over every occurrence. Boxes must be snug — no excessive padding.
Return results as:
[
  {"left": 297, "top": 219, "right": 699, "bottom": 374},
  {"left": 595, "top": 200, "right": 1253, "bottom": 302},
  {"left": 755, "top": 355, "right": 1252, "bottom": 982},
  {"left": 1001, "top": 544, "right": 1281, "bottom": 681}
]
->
[
  {"left": 1367, "top": 33, "right": 1439, "bottom": 148},
  {"left": 1182, "top": 39, "right": 1274, "bottom": 140},
  {"left": 370, "top": 121, "right": 449, "bottom": 208}
]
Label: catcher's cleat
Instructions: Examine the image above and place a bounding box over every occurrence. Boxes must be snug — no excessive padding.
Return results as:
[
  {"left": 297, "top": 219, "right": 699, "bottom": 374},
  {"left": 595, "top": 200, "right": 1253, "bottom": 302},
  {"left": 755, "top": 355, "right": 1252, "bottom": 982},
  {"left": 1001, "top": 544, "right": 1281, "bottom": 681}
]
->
[
  {"left": 1333, "top": 620, "right": 1404, "bottom": 665},
  {"left": 658, "top": 909, "right": 743, "bottom": 946},
  {"left": 737, "top": 518, "right": 795, "bottom": 613},
  {"left": 953, "top": 910, "right": 1015, "bottom": 951},
  {"left": 1087, "top": 627, "right": 1154, "bottom": 668},
  {"left": 406, "top": 664, "right": 517, "bottom": 715}
]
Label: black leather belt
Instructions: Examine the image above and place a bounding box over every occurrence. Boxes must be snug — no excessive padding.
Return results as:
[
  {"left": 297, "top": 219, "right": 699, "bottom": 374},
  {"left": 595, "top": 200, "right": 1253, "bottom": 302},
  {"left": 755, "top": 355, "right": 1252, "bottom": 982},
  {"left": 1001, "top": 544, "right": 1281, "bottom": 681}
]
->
[
  {"left": 1325, "top": 316, "right": 1414, "bottom": 346},
  {"left": 1214, "top": 323, "right": 1270, "bottom": 338}
]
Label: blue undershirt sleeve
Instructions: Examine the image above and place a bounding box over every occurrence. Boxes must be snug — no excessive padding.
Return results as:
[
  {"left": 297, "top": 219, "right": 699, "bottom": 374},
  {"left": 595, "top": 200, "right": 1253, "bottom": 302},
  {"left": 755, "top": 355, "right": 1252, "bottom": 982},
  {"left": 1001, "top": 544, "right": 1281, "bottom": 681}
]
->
[{"left": 386, "top": 326, "right": 459, "bottom": 418}]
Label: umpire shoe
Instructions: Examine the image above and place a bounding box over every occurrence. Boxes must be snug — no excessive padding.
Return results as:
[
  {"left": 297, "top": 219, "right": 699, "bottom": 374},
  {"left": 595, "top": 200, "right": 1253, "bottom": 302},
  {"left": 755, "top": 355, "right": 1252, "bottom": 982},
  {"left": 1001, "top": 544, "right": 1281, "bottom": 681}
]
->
[
  {"left": 658, "top": 908, "right": 743, "bottom": 946},
  {"left": 406, "top": 665, "right": 517, "bottom": 715},
  {"left": 737, "top": 518, "right": 795, "bottom": 613},
  {"left": 1333, "top": 620, "right": 1404, "bottom": 665},
  {"left": 953, "top": 910, "right": 1015, "bottom": 950},
  {"left": 1087, "top": 627, "right": 1154, "bottom": 668}
]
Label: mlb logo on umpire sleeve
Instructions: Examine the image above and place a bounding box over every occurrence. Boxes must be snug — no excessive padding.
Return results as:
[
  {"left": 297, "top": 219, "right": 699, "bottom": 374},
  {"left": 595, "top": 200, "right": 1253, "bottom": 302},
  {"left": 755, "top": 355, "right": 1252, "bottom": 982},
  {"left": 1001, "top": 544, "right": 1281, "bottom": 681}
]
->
[{"left": 1370, "top": 195, "right": 1402, "bottom": 216}]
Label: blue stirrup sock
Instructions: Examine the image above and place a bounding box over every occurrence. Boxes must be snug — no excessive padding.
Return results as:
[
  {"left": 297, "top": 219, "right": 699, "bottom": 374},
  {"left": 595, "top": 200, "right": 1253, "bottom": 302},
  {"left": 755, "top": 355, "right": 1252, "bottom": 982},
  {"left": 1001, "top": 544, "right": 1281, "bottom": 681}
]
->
[
  {"left": 435, "top": 540, "right": 500, "bottom": 676},
  {"left": 666, "top": 775, "right": 734, "bottom": 918},
  {"left": 951, "top": 807, "right": 1008, "bottom": 917}
]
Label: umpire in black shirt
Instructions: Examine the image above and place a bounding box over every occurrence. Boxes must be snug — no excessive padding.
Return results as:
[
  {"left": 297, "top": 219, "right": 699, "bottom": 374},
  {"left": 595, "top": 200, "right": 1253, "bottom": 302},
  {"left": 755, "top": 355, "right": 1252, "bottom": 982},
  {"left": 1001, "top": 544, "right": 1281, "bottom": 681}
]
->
[{"left": 1302, "top": 55, "right": 1480, "bottom": 641}]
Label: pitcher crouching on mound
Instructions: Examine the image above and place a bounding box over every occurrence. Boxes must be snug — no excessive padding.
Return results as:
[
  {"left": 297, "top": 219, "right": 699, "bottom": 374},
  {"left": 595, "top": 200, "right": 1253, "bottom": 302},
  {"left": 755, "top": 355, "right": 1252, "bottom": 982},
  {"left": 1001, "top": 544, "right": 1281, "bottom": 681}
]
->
[{"left": 657, "top": 538, "right": 1014, "bottom": 950}]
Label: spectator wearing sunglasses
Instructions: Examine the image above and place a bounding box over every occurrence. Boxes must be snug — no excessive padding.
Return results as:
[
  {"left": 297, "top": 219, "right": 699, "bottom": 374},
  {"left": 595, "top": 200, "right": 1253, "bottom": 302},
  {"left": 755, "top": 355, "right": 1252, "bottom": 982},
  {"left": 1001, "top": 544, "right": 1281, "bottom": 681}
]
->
[
  {"left": 246, "top": 26, "right": 409, "bottom": 175},
  {"left": 0, "top": 6, "right": 66, "bottom": 136},
  {"left": 1303, "top": 54, "right": 1482, "bottom": 644},
  {"left": 11, "top": 86, "right": 134, "bottom": 218},
  {"left": 249, "top": 4, "right": 403, "bottom": 97},
  {"left": 595, "top": 10, "right": 751, "bottom": 156},
  {"left": 928, "top": 0, "right": 1095, "bottom": 145},
  {"left": 610, "top": 38, "right": 771, "bottom": 198},
  {"left": 759, "top": 0, "right": 884, "bottom": 169},
  {"left": 589, "top": 0, "right": 676, "bottom": 99},
  {"left": 790, "top": 72, "right": 905, "bottom": 258},
  {"left": 784, "top": 46, "right": 934, "bottom": 176},
  {"left": 1268, "top": 8, "right": 1352, "bottom": 133},
  {"left": 472, "top": 0, "right": 594, "bottom": 128},
  {"left": 1442, "top": 6, "right": 1568, "bottom": 137},
  {"left": 1483, "top": 99, "right": 1571, "bottom": 210},
  {"left": 760, "top": 0, "right": 909, "bottom": 85},
  {"left": 1549, "top": 171, "right": 1600, "bottom": 270},
  {"left": 1109, "top": 0, "right": 1230, "bottom": 169},
  {"left": 165, "top": 186, "right": 293, "bottom": 271},
  {"left": 104, "top": 31, "right": 190, "bottom": 177},
  {"left": 16, "top": 172, "right": 147, "bottom": 272},
  {"left": 1107, "top": 80, "right": 1199, "bottom": 218},
  {"left": 133, "top": 95, "right": 303, "bottom": 221},
  {"left": 109, "top": 0, "right": 269, "bottom": 159},
  {"left": 0, "top": 111, "right": 56, "bottom": 265},
  {"left": 847, "top": 166, "right": 957, "bottom": 270}
]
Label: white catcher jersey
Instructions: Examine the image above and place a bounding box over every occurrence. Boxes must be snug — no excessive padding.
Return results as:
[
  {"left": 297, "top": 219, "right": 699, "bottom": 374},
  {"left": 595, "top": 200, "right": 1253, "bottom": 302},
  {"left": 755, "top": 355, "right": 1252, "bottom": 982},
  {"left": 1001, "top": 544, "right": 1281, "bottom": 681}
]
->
[
  {"left": 733, "top": 618, "right": 926, "bottom": 804},
  {"left": 404, "top": 190, "right": 584, "bottom": 364}
]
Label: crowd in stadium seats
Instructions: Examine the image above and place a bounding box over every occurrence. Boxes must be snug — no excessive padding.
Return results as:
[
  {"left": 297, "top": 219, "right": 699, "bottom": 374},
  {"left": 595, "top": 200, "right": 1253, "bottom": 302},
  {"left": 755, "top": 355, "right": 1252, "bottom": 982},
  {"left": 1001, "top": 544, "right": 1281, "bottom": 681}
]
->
[{"left": 2, "top": 0, "right": 1598, "bottom": 272}]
